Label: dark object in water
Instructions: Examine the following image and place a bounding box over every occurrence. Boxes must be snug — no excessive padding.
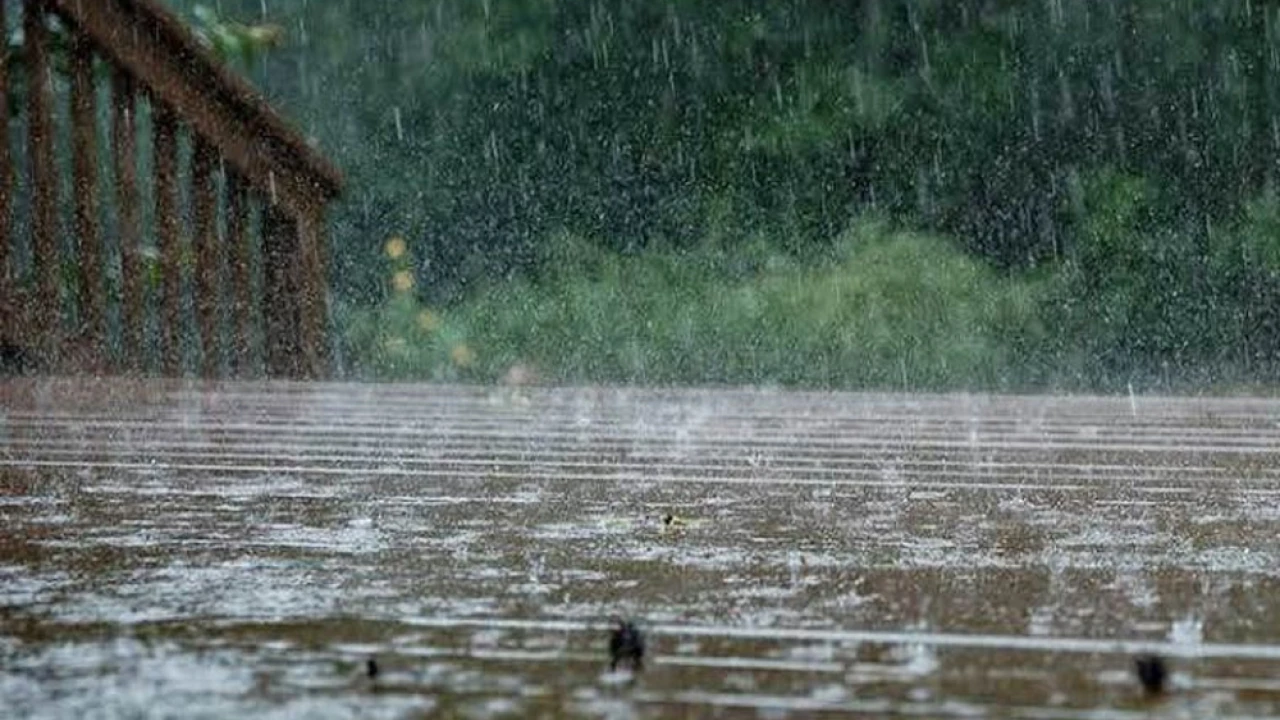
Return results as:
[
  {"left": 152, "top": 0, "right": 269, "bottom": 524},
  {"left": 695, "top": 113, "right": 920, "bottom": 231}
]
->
[
  {"left": 608, "top": 618, "right": 645, "bottom": 672},
  {"left": 661, "top": 514, "right": 674, "bottom": 526},
  {"left": 366, "top": 658, "right": 379, "bottom": 679},
  {"left": 1134, "top": 654, "right": 1167, "bottom": 696}
]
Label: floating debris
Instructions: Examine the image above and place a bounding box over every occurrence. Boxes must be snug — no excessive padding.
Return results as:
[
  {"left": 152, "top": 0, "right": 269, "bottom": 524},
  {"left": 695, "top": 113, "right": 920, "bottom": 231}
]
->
[
  {"left": 659, "top": 513, "right": 695, "bottom": 533},
  {"left": 1134, "top": 654, "right": 1167, "bottom": 696},
  {"left": 608, "top": 618, "right": 645, "bottom": 673}
]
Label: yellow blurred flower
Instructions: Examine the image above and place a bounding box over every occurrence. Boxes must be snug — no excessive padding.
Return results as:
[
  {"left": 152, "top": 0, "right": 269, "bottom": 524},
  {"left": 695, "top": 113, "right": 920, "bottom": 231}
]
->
[
  {"left": 385, "top": 236, "right": 407, "bottom": 259},
  {"left": 244, "top": 24, "right": 285, "bottom": 48},
  {"left": 391, "top": 269, "right": 415, "bottom": 292},
  {"left": 450, "top": 343, "right": 476, "bottom": 368},
  {"left": 417, "top": 309, "right": 441, "bottom": 333}
]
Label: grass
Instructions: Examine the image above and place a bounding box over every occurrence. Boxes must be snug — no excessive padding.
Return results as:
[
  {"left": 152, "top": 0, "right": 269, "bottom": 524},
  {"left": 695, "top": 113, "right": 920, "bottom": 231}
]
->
[{"left": 340, "top": 219, "right": 1047, "bottom": 390}]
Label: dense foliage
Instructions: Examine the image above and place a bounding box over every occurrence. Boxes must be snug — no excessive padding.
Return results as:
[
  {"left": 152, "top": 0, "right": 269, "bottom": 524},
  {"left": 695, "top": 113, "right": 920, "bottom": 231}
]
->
[{"left": 170, "top": 0, "right": 1280, "bottom": 390}]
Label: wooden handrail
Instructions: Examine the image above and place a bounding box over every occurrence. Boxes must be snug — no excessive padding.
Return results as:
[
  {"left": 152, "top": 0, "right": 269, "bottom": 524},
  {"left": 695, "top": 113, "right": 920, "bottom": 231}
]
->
[
  {"left": 1, "top": 0, "right": 344, "bottom": 379},
  {"left": 47, "top": 0, "right": 343, "bottom": 216}
]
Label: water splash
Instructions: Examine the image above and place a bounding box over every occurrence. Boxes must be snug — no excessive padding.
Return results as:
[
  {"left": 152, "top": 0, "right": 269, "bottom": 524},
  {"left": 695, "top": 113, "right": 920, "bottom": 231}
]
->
[{"left": 1168, "top": 614, "right": 1204, "bottom": 649}]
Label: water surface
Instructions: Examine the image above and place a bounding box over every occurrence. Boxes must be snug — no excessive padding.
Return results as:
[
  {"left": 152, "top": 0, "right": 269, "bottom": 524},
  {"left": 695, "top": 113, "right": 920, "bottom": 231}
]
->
[{"left": 3, "top": 379, "right": 1280, "bottom": 718}]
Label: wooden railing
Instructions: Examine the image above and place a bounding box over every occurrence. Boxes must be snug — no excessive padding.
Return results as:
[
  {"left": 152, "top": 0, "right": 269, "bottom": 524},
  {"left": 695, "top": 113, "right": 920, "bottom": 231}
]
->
[{"left": 0, "top": 0, "right": 342, "bottom": 379}]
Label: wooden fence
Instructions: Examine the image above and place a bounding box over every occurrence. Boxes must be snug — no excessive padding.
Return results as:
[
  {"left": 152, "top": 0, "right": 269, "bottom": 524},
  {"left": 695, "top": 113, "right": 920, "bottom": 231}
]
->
[{"left": 0, "top": 0, "right": 342, "bottom": 379}]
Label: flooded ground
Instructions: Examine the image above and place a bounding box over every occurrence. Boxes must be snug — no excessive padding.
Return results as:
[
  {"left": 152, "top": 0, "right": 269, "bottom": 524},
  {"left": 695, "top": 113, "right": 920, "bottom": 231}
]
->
[{"left": 2, "top": 379, "right": 1280, "bottom": 718}]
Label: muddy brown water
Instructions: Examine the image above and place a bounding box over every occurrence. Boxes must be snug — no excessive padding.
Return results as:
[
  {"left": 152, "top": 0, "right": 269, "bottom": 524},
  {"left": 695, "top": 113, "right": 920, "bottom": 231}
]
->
[{"left": 3, "top": 379, "right": 1280, "bottom": 718}]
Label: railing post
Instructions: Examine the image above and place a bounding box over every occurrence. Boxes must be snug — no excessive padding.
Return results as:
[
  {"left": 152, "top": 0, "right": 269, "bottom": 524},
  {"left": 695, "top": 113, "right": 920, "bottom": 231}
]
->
[
  {"left": 192, "top": 136, "right": 222, "bottom": 378},
  {"left": 297, "top": 204, "right": 330, "bottom": 379},
  {"left": 261, "top": 204, "right": 301, "bottom": 378},
  {"left": 152, "top": 100, "right": 182, "bottom": 376},
  {"left": 226, "top": 170, "right": 257, "bottom": 377},
  {"left": 71, "top": 33, "right": 106, "bottom": 369},
  {"left": 112, "top": 69, "right": 144, "bottom": 373},
  {"left": 25, "top": 0, "right": 60, "bottom": 369}
]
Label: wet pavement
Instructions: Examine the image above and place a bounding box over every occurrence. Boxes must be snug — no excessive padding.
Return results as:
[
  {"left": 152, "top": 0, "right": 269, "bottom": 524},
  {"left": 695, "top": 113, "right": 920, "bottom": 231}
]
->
[{"left": 2, "top": 378, "right": 1280, "bottom": 718}]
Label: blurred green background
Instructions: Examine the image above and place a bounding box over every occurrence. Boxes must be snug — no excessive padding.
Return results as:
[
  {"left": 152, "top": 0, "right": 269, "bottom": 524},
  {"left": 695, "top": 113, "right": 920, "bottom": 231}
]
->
[{"left": 165, "top": 1, "right": 1280, "bottom": 391}]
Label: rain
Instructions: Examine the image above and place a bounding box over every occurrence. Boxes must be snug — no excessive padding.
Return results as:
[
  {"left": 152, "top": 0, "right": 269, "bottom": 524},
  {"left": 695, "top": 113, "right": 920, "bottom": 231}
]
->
[{"left": 3, "top": 1, "right": 1280, "bottom": 718}]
